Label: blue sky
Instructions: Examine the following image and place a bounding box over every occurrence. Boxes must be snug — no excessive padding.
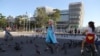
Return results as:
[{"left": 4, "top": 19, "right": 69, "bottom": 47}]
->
[{"left": 0, "top": 0, "right": 100, "bottom": 27}]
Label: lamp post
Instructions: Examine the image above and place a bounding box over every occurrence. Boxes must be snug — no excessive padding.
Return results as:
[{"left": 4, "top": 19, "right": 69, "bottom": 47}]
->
[
  {"left": 35, "top": 21, "right": 37, "bottom": 32},
  {"left": 23, "top": 18, "right": 26, "bottom": 31},
  {"left": 26, "top": 19, "right": 28, "bottom": 31},
  {"left": 28, "top": 13, "right": 32, "bottom": 31},
  {"left": 29, "top": 18, "right": 30, "bottom": 31}
]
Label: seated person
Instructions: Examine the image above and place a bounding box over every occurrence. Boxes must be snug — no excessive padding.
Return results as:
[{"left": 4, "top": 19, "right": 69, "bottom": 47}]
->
[{"left": 81, "top": 21, "right": 98, "bottom": 54}]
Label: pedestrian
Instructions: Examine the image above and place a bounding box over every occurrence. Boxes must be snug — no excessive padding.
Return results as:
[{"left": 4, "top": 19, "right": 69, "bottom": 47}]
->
[
  {"left": 78, "top": 29, "right": 80, "bottom": 34},
  {"left": 74, "top": 28, "right": 77, "bottom": 35},
  {"left": 46, "top": 19, "right": 58, "bottom": 44},
  {"left": 45, "top": 19, "right": 58, "bottom": 54},
  {"left": 4, "top": 25, "right": 13, "bottom": 41},
  {"left": 81, "top": 21, "right": 98, "bottom": 54}
]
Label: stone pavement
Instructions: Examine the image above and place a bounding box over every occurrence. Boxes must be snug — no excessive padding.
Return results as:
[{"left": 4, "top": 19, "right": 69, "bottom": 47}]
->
[{"left": 0, "top": 35, "right": 100, "bottom": 56}]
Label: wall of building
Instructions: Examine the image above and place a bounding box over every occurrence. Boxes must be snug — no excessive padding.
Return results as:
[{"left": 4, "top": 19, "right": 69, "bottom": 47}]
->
[
  {"left": 56, "top": 2, "right": 84, "bottom": 29},
  {"left": 58, "top": 10, "right": 69, "bottom": 21},
  {"left": 56, "top": 10, "right": 69, "bottom": 29},
  {"left": 69, "top": 2, "right": 83, "bottom": 29}
]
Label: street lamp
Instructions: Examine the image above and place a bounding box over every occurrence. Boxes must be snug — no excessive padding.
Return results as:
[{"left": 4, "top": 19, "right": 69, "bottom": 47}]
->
[
  {"left": 24, "top": 18, "right": 26, "bottom": 30},
  {"left": 29, "top": 18, "right": 30, "bottom": 31},
  {"left": 35, "top": 21, "right": 37, "bottom": 32},
  {"left": 28, "top": 13, "right": 32, "bottom": 31}
]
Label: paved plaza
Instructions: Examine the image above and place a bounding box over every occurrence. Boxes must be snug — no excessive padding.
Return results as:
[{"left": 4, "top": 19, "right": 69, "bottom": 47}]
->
[{"left": 0, "top": 32, "right": 100, "bottom": 56}]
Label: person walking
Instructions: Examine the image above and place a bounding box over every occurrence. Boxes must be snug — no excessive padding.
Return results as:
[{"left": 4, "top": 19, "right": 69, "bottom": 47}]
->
[
  {"left": 4, "top": 25, "right": 13, "bottom": 41},
  {"left": 45, "top": 19, "right": 58, "bottom": 54}
]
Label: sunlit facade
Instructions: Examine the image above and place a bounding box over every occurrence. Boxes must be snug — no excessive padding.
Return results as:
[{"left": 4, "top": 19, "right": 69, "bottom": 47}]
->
[
  {"left": 69, "top": 2, "right": 84, "bottom": 28},
  {"left": 56, "top": 2, "right": 84, "bottom": 29},
  {"left": 56, "top": 10, "right": 69, "bottom": 29}
]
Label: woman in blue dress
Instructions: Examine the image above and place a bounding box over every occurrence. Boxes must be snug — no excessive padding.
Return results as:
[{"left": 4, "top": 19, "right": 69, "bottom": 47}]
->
[
  {"left": 45, "top": 19, "right": 58, "bottom": 54},
  {"left": 46, "top": 19, "right": 58, "bottom": 44}
]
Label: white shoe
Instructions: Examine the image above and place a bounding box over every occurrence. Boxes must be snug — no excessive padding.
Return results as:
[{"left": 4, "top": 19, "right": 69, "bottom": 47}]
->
[
  {"left": 95, "top": 49, "right": 98, "bottom": 53},
  {"left": 81, "top": 49, "right": 84, "bottom": 54}
]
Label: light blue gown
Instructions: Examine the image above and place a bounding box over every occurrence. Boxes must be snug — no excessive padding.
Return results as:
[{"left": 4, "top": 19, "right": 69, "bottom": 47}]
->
[{"left": 46, "top": 25, "right": 57, "bottom": 44}]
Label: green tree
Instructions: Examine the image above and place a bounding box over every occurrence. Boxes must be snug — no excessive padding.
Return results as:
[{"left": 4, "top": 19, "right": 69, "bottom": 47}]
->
[
  {"left": 34, "top": 8, "right": 60, "bottom": 28},
  {"left": 15, "top": 15, "right": 28, "bottom": 30},
  {"left": 48, "top": 9, "right": 60, "bottom": 25},
  {"left": 34, "top": 8, "right": 49, "bottom": 28},
  {"left": 0, "top": 13, "right": 7, "bottom": 28},
  {"left": 53, "top": 9, "right": 60, "bottom": 21},
  {"left": 15, "top": 15, "right": 24, "bottom": 30},
  {"left": 30, "top": 21, "right": 35, "bottom": 29}
]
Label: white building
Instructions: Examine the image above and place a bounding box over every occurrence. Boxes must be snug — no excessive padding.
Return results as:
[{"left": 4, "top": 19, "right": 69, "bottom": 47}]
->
[
  {"left": 58, "top": 10, "right": 69, "bottom": 21},
  {"left": 56, "top": 2, "right": 84, "bottom": 30},
  {"left": 44, "top": 6, "right": 55, "bottom": 15},
  {"left": 7, "top": 16, "right": 15, "bottom": 23},
  {"left": 7, "top": 16, "right": 15, "bottom": 27},
  {"left": 96, "top": 26, "right": 100, "bottom": 33},
  {"left": 34, "top": 6, "right": 55, "bottom": 17},
  {"left": 69, "top": 2, "right": 84, "bottom": 28},
  {"left": 56, "top": 10, "right": 69, "bottom": 29},
  {"left": 34, "top": 2, "right": 84, "bottom": 30},
  {"left": 30, "top": 17, "right": 35, "bottom": 21}
]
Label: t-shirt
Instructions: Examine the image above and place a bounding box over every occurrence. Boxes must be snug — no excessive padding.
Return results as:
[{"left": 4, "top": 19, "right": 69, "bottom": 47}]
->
[{"left": 86, "top": 27, "right": 93, "bottom": 34}]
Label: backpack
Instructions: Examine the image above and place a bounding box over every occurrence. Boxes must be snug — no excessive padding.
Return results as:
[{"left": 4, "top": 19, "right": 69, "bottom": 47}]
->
[{"left": 86, "top": 33, "right": 95, "bottom": 44}]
